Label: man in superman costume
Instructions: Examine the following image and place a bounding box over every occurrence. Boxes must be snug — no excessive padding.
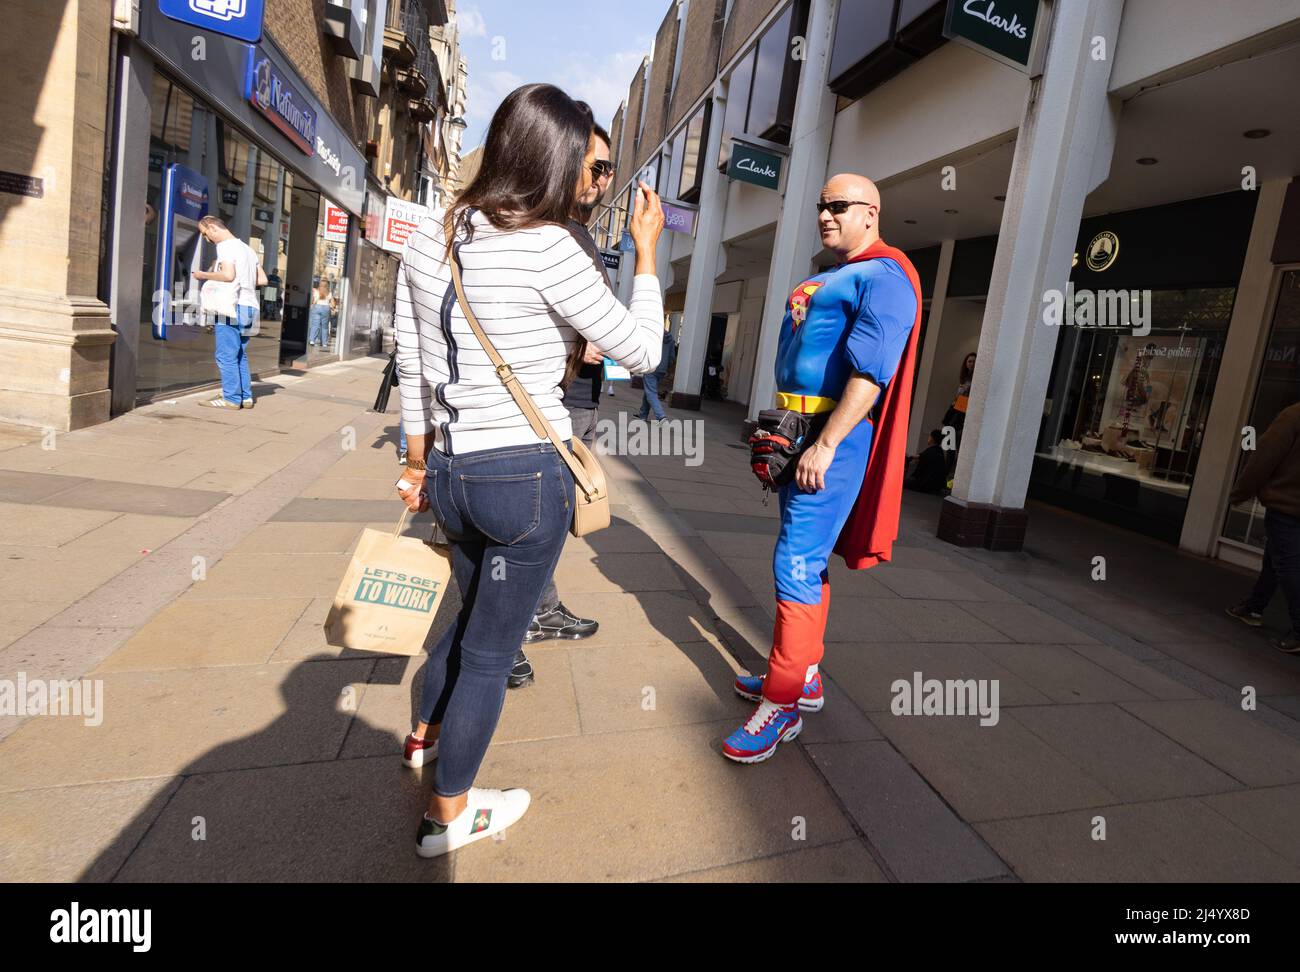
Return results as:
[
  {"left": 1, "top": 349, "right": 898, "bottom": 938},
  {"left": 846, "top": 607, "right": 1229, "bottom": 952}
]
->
[{"left": 723, "top": 174, "right": 922, "bottom": 763}]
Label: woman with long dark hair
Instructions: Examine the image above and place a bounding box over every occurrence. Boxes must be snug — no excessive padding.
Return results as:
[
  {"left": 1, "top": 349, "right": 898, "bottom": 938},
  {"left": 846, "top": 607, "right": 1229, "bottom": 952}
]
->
[{"left": 392, "top": 83, "right": 665, "bottom": 858}]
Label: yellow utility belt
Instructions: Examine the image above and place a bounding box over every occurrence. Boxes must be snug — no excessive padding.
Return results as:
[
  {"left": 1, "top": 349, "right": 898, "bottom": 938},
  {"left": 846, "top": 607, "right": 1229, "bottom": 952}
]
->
[{"left": 775, "top": 392, "right": 837, "bottom": 415}]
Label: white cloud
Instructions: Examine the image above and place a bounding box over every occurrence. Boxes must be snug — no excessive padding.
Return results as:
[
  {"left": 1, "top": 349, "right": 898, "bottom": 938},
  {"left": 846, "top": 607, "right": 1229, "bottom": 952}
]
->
[
  {"left": 560, "top": 43, "right": 653, "bottom": 130},
  {"left": 457, "top": 5, "right": 488, "bottom": 38}
]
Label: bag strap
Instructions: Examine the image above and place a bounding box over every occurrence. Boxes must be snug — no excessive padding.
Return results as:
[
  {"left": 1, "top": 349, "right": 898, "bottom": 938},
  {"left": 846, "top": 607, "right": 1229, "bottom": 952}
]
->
[{"left": 449, "top": 257, "right": 599, "bottom": 497}]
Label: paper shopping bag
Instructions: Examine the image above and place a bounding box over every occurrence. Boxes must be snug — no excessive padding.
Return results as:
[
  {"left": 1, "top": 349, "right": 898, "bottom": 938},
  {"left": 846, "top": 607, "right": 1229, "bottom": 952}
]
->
[{"left": 324, "top": 510, "right": 452, "bottom": 654}]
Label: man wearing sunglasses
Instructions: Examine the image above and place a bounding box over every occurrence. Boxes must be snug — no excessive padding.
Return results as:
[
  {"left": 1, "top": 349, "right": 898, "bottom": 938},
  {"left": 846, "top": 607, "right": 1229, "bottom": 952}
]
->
[
  {"left": 508, "top": 119, "right": 618, "bottom": 689},
  {"left": 724, "top": 173, "right": 924, "bottom": 763}
]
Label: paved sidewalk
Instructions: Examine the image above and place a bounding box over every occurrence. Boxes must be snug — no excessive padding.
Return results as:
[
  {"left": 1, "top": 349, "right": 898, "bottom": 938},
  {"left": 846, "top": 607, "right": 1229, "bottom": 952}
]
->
[{"left": 1, "top": 357, "right": 1298, "bottom": 882}]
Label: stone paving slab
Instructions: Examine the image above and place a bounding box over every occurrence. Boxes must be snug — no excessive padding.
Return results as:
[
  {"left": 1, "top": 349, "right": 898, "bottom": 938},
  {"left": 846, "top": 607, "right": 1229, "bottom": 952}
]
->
[
  {"left": 182, "top": 553, "right": 354, "bottom": 600},
  {"left": 806, "top": 740, "right": 1010, "bottom": 882},
  {"left": 875, "top": 713, "right": 1119, "bottom": 822},
  {"left": 656, "top": 839, "right": 887, "bottom": 882},
  {"left": 853, "top": 598, "right": 1008, "bottom": 643},
  {"left": 976, "top": 798, "right": 1300, "bottom": 882},
  {"left": 971, "top": 642, "right": 1156, "bottom": 704},
  {"left": 1009, "top": 703, "right": 1242, "bottom": 802},
  {"left": 1200, "top": 783, "right": 1300, "bottom": 868},
  {"left": 0, "top": 659, "right": 376, "bottom": 792},
  {"left": 0, "top": 469, "right": 88, "bottom": 504},
  {"left": 1145, "top": 638, "right": 1300, "bottom": 697},
  {"left": 0, "top": 503, "right": 119, "bottom": 547},
  {"left": 38, "top": 479, "right": 231, "bottom": 518},
  {"left": 1119, "top": 699, "right": 1300, "bottom": 787},
  {"left": 959, "top": 601, "right": 1098, "bottom": 644},
  {"left": 0, "top": 777, "right": 181, "bottom": 882}
]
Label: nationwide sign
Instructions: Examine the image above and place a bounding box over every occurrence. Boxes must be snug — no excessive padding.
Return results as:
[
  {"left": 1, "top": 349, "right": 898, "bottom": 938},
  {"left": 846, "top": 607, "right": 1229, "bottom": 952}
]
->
[
  {"left": 942, "top": 0, "right": 1045, "bottom": 74},
  {"left": 244, "top": 46, "right": 317, "bottom": 155},
  {"left": 158, "top": 0, "right": 265, "bottom": 43},
  {"left": 726, "top": 141, "right": 783, "bottom": 192}
]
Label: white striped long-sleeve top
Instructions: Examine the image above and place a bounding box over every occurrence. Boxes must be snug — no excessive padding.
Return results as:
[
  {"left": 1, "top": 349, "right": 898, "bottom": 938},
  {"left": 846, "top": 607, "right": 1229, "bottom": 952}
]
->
[{"left": 394, "top": 208, "right": 664, "bottom": 455}]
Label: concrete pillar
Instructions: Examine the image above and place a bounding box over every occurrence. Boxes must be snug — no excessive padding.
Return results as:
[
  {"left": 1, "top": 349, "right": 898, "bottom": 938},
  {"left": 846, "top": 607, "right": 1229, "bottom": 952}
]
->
[
  {"left": 747, "top": 0, "right": 839, "bottom": 422},
  {"left": 0, "top": 0, "right": 116, "bottom": 430},
  {"left": 907, "top": 238, "right": 955, "bottom": 454},
  {"left": 938, "top": 0, "right": 1126, "bottom": 551},
  {"left": 107, "top": 41, "right": 155, "bottom": 416},
  {"left": 1179, "top": 178, "right": 1289, "bottom": 557},
  {"left": 671, "top": 85, "right": 728, "bottom": 410}
]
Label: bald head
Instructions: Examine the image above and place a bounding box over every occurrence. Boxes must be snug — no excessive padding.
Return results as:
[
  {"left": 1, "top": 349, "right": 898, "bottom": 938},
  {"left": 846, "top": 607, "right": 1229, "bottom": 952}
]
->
[{"left": 817, "top": 173, "right": 881, "bottom": 259}]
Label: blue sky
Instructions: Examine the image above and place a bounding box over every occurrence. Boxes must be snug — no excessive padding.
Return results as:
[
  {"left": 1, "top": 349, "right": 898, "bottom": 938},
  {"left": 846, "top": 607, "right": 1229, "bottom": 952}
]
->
[{"left": 455, "top": 0, "right": 668, "bottom": 152}]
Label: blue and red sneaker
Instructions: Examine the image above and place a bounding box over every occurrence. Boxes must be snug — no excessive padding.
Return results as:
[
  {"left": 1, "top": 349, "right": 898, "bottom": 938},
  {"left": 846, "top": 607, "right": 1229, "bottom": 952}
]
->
[
  {"left": 734, "top": 671, "right": 824, "bottom": 711},
  {"left": 721, "top": 699, "right": 802, "bottom": 763}
]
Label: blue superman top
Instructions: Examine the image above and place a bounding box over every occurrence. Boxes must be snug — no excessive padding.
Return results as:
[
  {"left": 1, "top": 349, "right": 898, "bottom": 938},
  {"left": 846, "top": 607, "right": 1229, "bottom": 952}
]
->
[{"left": 774, "top": 257, "right": 918, "bottom": 401}]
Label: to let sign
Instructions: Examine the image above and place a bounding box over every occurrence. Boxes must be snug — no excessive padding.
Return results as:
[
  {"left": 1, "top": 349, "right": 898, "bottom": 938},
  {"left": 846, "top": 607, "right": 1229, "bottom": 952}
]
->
[
  {"left": 943, "top": 0, "right": 1044, "bottom": 75},
  {"left": 381, "top": 197, "right": 429, "bottom": 253},
  {"left": 726, "top": 142, "right": 783, "bottom": 192}
]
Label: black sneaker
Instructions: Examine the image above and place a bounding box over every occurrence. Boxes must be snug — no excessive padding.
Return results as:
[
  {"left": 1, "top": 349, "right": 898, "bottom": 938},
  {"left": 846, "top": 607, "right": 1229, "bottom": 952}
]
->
[
  {"left": 507, "top": 649, "right": 534, "bottom": 688},
  {"left": 525, "top": 603, "right": 599, "bottom": 643},
  {"left": 1226, "top": 602, "right": 1264, "bottom": 627},
  {"left": 1273, "top": 634, "right": 1300, "bottom": 655}
]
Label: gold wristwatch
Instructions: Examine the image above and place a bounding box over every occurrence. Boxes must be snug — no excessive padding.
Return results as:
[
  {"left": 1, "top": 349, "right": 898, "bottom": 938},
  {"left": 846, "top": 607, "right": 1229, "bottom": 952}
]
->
[{"left": 405, "top": 458, "right": 428, "bottom": 470}]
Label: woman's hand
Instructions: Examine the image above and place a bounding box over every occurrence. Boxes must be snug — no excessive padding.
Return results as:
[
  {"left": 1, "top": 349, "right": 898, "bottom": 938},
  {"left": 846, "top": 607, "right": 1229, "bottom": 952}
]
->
[
  {"left": 582, "top": 342, "right": 605, "bottom": 365},
  {"left": 397, "top": 468, "right": 428, "bottom": 513},
  {"left": 629, "top": 180, "right": 664, "bottom": 273}
]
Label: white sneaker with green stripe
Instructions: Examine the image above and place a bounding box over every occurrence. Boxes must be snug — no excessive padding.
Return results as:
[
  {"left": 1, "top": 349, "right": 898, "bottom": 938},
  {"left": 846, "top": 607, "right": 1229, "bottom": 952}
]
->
[{"left": 415, "top": 787, "right": 532, "bottom": 858}]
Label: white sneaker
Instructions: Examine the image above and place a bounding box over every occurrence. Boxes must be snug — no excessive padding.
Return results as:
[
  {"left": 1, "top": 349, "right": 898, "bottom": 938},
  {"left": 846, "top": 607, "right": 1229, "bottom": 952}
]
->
[{"left": 414, "top": 786, "right": 532, "bottom": 858}]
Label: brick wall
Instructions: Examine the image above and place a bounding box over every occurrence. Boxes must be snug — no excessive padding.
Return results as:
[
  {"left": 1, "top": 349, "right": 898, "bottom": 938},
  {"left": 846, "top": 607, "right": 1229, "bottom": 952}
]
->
[
  {"left": 615, "top": 59, "right": 649, "bottom": 194},
  {"left": 668, "top": 0, "right": 726, "bottom": 131},
  {"left": 720, "top": 0, "right": 785, "bottom": 66},
  {"left": 635, "top": 6, "right": 680, "bottom": 170},
  {"left": 264, "top": 0, "right": 370, "bottom": 148}
]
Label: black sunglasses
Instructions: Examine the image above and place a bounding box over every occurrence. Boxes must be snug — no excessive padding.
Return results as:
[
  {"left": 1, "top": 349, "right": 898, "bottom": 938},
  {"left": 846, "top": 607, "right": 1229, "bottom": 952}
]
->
[
  {"left": 590, "top": 159, "right": 615, "bottom": 180},
  {"left": 816, "top": 200, "right": 875, "bottom": 215}
]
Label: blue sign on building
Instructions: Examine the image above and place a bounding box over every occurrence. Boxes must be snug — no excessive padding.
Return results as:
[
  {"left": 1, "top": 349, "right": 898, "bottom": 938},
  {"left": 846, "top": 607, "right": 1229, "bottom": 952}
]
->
[
  {"left": 158, "top": 0, "right": 265, "bottom": 43},
  {"left": 244, "top": 46, "right": 317, "bottom": 155}
]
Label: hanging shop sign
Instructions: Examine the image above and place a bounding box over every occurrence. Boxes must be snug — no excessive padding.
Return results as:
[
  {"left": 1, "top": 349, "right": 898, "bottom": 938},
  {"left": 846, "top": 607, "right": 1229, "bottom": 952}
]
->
[
  {"left": 158, "top": 0, "right": 265, "bottom": 44},
  {"left": 726, "top": 141, "right": 783, "bottom": 191},
  {"left": 245, "top": 46, "right": 317, "bottom": 155},
  {"left": 138, "top": 4, "right": 365, "bottom": 214},
  {"left": 600, "top": 250, "right": 621, "bottom": 271},
  {"left": 381, "top": 197, "right": 430, "bottom": 254},
  {"left": 661, "top": 201, "right": 698, "bottom": 236},
  {"left": 324, "top": 203, "right": 350, "bottom": 243},
  {"left": 942, "top": 0, "right": 1046, "bottom": 76}
]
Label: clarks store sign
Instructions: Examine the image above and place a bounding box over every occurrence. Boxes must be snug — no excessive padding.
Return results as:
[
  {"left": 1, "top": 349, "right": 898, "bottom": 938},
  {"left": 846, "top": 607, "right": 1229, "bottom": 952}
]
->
[
  {"left": 245, "top": 46, "right": 317, "bottom": 155},
  {"left": 943, "top": 0, "right": 1044, "bottom": 75},
  {"left": 726, "top": 142, "right": 783, "bottom": 192}
]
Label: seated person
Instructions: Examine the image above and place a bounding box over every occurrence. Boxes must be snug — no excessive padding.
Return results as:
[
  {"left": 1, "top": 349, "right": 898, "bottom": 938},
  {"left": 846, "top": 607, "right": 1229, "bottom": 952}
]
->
[{"left": 904, "top": 429, "right": 949, "bottom": 494}]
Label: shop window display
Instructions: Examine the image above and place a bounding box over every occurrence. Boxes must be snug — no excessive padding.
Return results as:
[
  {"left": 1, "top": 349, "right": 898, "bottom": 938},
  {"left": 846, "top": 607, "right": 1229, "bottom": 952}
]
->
[
  {"left": 1032, "top": 288, "right": 1236, "bottom": 542},
  {"left": 1223, "top": 270, "right": 1300, "bottom": 548}
]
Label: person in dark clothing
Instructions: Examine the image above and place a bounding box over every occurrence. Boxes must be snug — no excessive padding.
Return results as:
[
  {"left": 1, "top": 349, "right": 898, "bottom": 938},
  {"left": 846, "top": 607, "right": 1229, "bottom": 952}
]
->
[
  {"left": 904, "top": 429, "right": 949, "bottom": 494},
  {"left": 509, "top": 116, "right": 617, "bottom": 688},
  {"left": 1226, "top": 401, "right": 1300, "bottom": 654},
  {"left": 637, "top": 325, "right": 676, "bottom": 421}
]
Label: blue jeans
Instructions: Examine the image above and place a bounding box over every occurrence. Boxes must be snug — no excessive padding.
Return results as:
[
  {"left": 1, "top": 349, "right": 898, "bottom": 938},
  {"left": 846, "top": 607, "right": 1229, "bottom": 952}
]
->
[
  {"left": 308, "top": 304, "right": 330, "bottom": 347},
  {"left": 214, "top": 306, "right": 255, "bottom": 404},
  {"left": 1246, "top": 508, "right": 1300, "bottom": 634},
  {"left": 418, "top": 442, "right": 574, "bottom": 796},
  {"left": 638, "top": 373, "right": 667, "bottom": 420}
]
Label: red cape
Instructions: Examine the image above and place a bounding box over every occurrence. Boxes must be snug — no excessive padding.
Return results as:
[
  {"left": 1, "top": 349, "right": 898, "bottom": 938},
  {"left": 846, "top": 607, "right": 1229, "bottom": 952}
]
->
[{"left": 833, "top": 240, "right": 923, "bottom": 570}]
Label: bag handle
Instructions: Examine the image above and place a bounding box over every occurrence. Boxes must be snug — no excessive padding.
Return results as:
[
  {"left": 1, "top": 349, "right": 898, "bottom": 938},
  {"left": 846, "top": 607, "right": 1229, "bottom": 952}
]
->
[{"left": 449, "top": 257, "right": 600, "bottom": 498}]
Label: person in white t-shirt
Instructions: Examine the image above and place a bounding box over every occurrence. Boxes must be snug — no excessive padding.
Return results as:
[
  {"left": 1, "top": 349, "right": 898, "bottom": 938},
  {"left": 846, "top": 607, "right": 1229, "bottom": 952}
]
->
[{"left": 193, "top": 215, "right": 267, "bottom": 409}]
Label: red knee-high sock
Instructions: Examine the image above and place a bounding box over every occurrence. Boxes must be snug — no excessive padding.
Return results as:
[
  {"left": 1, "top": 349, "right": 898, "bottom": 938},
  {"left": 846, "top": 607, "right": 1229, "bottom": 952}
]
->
[{"left": 765, "top": 599, "right": 825, "bottom": 705}]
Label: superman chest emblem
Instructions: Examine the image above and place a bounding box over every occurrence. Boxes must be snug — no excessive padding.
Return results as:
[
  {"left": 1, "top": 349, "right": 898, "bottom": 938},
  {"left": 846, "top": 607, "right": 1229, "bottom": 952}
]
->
[{"left": 788, "top": 281, "right": 823, "bottom": 331}]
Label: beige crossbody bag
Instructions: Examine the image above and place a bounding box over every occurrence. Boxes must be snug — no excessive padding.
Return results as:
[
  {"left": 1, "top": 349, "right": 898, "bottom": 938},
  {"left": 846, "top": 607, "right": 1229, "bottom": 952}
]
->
[{"left": 450, "top": 259, "right": 610, "bottom": 537}]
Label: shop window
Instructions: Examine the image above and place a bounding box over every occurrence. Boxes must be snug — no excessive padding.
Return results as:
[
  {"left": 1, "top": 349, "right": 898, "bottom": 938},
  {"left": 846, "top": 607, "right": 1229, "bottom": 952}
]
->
[
  {"left": 1032, "top": 288, "right": 1237, "bottom": 543},
  {"left": 664, "top": 128, "right": 687, "bottom": 203},
  {"left": 828, "top": 1, "right": 946, "bottom": 100},
  {"left": 717, "top": 47, "right": 755, "bottom": 170},
  {"left": 1222, "top": 270, "right": 1300, "bottom": 548},
  {"left": 746, "top": 1, "right": 807, "bottom": 145},
  {"left": 677, "top": 100, "right": 710, "bottom": 203}
]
